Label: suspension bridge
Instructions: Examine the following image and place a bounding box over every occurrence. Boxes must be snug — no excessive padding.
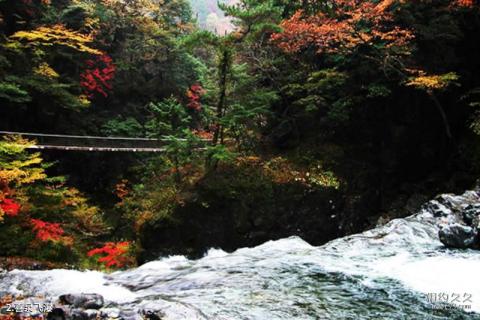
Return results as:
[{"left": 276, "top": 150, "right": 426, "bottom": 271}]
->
[{"left": 0, "top": 131, "right": 209, "bottom": 153}]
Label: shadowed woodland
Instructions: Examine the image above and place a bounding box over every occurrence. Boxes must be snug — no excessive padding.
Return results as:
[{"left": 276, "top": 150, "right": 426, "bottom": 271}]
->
[{"left": 0, "top": 0, "right": 479, "bottom": 269}]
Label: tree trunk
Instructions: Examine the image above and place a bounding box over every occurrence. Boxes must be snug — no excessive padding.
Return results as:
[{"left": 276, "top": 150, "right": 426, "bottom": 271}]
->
[{"left": 213, "top": 48, "right": 230, "bottom": 146}]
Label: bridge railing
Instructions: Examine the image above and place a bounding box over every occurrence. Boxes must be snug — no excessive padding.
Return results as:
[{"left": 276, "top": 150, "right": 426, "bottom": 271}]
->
[{"left": 0, "top": 131, "right": 211, "bottom": 152}]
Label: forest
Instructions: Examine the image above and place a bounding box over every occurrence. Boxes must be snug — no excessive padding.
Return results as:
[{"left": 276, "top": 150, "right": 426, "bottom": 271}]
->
[{"left": 0, "top": 0, "right": 479, "bottom": 271}]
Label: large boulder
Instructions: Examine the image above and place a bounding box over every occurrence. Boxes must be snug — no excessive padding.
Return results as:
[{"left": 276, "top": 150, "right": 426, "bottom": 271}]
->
[
  {"left": 419, "top": 190, "right": 480, "bottom": 249},
  {"left": 439, "top": 223, "right": 476, "bottom": 249}
]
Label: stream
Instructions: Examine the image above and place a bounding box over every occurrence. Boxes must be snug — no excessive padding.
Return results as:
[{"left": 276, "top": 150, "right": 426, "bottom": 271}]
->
[{"left": 2, "top": 190, "right": 480, "bottom": 319}]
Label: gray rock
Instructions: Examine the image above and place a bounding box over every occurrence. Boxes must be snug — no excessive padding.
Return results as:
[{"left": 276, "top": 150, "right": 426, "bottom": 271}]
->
[
  {"left": 423, "top": 200, "right": 452, "bottom": 218},
  {"left": 118, "top": 310, "right": 142, "bottom": 320},
  {"left": 473, "top": 215, "right": 480, "bottom": 230},
  {"left": 59, "top": 294, "right": 104, "bottom": 310},
  {"left": 462, "top": 203, "right": 480, "bottom": 225},
  {"left": 141, "top": 310, "right": 164, "bottom": 320},
  {"left": 70, "top": 309, "right": 100, "bottom": 320},
  {"left": 439, "top": 223, "right": 476, "bottom": 249}
]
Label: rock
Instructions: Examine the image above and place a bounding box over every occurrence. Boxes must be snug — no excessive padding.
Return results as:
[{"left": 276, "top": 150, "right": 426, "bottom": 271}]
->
[
  {"left": 118, "top": 310, "right": 142, "bottom": 320},
  {"left": 423, "top": 200, "right": 452, "bottom": 218},
  {"left": 462, "top": 203, "right": 480, "bottom": 225},
  {"left": 70, "top": 309, "right": 100, "bottom": 320},
  {"left": 473, "top": 215, "right": 480, "bottom": 230},
  {"left": 439, "top": 223, "right": 476, "bottom": 249},
  {"left": 59, "top": 294, "right": 104, "bottom": 310},
  {"left": 141, "top": 310, "right": 164, "bottom": 320},
  {"left": 47, "top": 308, "right": 66, "bottom": 320}
]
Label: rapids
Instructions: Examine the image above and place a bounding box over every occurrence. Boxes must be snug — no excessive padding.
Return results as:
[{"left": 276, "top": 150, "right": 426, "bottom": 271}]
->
[{"left": 2, "top": 190, "right": 480, "bottom": 319}]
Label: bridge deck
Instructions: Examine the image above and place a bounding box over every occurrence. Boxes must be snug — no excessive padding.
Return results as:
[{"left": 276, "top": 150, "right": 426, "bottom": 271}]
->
[{"left": 0, "top": 131, "right": 210, "bottom": 152}]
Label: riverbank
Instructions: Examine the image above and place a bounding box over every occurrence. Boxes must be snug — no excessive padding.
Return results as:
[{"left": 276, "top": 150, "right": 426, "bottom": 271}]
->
[{"left": 0, "top": 257, "right": 63, "bottom": 272}]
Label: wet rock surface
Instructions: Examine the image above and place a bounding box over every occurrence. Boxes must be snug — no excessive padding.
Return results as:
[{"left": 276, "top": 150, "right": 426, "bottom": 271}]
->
[
  {"left": 422, "top": 189, "right": 480, "bottom": 249},
  {"left": 59, "top": 293, "right": 104, "bottom": 310},
  {"left": 439, "top": 223, "right": 476, "bottom": 248}
]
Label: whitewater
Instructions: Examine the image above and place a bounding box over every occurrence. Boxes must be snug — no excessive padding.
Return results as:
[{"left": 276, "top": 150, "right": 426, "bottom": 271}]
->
[{"left": 2, "top": 190, "right": 480, "bottom": 319}]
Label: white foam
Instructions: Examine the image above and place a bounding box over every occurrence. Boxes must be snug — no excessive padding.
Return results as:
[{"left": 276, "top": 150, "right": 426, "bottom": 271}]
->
[
  {"left": 137, "top": 255, "right": 190, "bottom": 271},
  {"left": 385, "top": 255, "right": 480, "bottom": 312},
  {"left": 8, "top": 269, "right": 137, "bottom": 303}
]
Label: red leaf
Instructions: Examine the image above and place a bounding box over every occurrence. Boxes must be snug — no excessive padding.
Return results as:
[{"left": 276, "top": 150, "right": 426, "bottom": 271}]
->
[
  {"left": 80, "top": 54, "right": 116, "bottom": 98},
  {"left": 87, "top": 241, "right": 131, "bottom": 269},
  {"left": 0, "top": 198, "right": 21, "bottom": 217},
  {"left": 30, "top": 218, "right": 64, "bottom": 242}
]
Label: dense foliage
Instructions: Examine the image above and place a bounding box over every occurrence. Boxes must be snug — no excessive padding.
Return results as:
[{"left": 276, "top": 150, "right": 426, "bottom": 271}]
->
[
  {"left": 0, "top": 136, "right": 106, "bottom": 264},
  {"left": 0, "top": 0, "right": 479, "bottom": 268}
]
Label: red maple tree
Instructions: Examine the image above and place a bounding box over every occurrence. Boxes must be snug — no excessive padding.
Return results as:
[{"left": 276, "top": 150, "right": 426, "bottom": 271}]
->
[
  {"left": 87, "top": 241, "right": 131, "bottom": 268},
  {"left": 80, "top": 54, "right": 116, "bottom": 98},
  {"left": 0, "top": 198, "right": 21, "bottom": 217},
  {"left": 30, "top": 218, "right": 65, "bottom": 242}
]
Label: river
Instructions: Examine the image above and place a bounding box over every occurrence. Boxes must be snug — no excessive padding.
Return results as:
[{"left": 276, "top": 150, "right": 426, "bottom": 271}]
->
[{"left": 1, "top": 190, "right": 480, "bottom": 319}]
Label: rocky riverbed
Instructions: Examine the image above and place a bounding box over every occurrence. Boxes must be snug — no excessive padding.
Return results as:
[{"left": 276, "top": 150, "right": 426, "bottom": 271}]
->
[{"left": 2, "top": 189, "right": 480, "bottom": 319}]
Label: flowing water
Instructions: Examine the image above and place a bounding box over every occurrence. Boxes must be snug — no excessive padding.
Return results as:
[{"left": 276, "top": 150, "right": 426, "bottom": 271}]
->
[{"left": 2, "top": 191, "right": 480, "bottom": 319}]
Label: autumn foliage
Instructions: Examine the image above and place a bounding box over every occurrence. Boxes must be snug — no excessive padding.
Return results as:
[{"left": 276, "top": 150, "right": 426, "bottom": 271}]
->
[
  {"left": 192, "top": 129, "right": 214, "bottom": 140},
  {"left": 455, "top": 0, "right": 476, "bottom": 7},
  {"left": 272, "top": 0, "right": 478, "bottom": 57},
  {"left": 80, "top": 54, "right": 116, "bottom": 98},
  {"left": 186, "top": 84, "right": 205, "bottom": 111},
  {"left": 87, "top": 241, "right": 132, "bottom": 268},
  {"left": 10, "top": 24, "right": 101, "bottom": 55},
  {"left": 0, "top": 198, "right": 21, "bottom": 217},
  {"left": 30, "top": 218, "right": 65, "bottom": 242},
  {"left": 271, "top": 0, "right": 414, "bottom": 56}
]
